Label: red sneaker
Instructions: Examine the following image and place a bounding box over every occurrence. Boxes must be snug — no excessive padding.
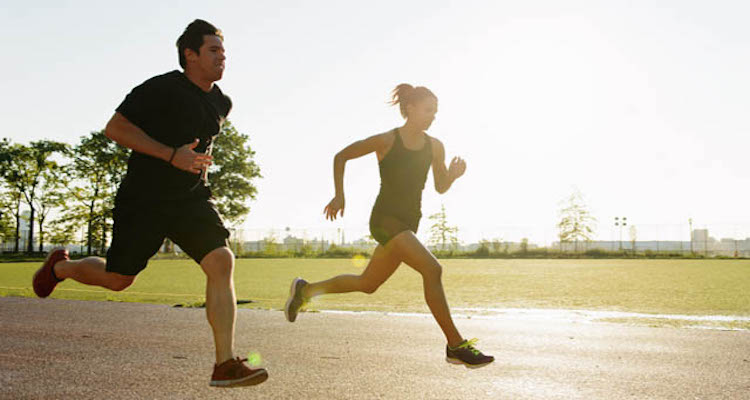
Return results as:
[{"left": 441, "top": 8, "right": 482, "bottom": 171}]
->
[
  {"left": 33, "top": 247, "right": 68, "bottom": 298},
  {"left": 210, "top": 357, "right": 268, "bottom": 387}
]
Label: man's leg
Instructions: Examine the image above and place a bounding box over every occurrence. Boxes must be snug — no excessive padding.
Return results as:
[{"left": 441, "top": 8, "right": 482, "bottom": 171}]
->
[
  {"left": 199, "top": 246, "right": 236, "bottom": 364},
  {"left": 55, "top": 257, "right": 136, "bottom": 291},
  {"left": 33, "top": 248, "right": 137, "bottom": 298},
  {"left": 36, "top": 201, "right": 162, "bottom": 296},
  {"left": 199, "top": 246, "right": 267, "bottom": 387},
  {"left": 169, "top": 200, "right": 267, "bottom": 386}
]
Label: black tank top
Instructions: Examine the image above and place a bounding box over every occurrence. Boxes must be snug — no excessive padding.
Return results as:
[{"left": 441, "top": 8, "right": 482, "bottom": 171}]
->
[{"left": 372, "top": 128, "right": 433, "bottom": 220}]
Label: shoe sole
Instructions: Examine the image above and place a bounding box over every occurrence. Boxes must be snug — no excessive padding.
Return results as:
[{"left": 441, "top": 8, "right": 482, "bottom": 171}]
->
[
  {"left": 284, "top": 277, "right": 302, "bottom": 322},
  {"left": 446, "top": 356, "right": 494, "bottom": 369},
  {"left": 210, "top": 368, "right": 268, "bottom": 387},
  {"left": 33, "top": 247, "right": 66, "bottom": 298}
]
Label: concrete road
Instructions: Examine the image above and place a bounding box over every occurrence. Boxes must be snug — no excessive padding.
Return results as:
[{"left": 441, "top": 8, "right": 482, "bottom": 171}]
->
[{"left": 0, "top": 297, "right": 748, "bottom": 399}]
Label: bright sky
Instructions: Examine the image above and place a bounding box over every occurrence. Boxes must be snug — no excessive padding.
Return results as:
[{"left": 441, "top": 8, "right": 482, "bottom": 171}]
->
[{"left": 2, "top": 0, "right": 749, "bottom": 244}]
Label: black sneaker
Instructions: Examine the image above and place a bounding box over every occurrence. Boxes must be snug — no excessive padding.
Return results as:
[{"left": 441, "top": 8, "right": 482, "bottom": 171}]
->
[
  {"left": 284, "top": 277, "right": 308, "bottom": 322},
  {"left": 446, "top": 339, "right": 494, "bottom": 368}
]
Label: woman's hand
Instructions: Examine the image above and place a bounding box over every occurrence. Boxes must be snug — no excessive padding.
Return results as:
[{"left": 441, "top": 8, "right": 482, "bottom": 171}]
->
[
  {"left": 447, "top": 156, "right": 466, "bottom": 181},
  {"left": 324, "top": 195, "right": 345, "bottom": 221}
]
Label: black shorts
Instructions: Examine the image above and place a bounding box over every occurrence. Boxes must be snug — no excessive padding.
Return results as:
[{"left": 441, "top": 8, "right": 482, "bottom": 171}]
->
[
  {"left": 106, "top": 199, "right": 230, "bottom": 275},
  {"left": 369, "top": 211, "right": 420, "bottom": 246}
]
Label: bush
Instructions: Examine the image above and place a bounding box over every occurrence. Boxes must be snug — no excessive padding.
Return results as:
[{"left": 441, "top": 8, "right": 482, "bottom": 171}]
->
[{"left": 473, "top": 244, "right": 490, "bottom": 258}]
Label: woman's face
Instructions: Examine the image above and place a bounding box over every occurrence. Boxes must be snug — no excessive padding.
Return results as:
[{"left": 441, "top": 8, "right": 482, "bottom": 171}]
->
[{"left": 406, "top": 96, "right": 438, "bottom": 131}]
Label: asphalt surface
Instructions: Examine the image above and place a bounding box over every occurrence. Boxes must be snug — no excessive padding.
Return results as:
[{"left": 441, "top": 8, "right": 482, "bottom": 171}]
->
[{"left": 0, "top": 297, "right": 748, "bottom": 399}]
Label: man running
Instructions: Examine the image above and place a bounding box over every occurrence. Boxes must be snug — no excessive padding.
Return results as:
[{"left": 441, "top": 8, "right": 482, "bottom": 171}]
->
[{"left": 32, "top": 19, "right": 268, "bottom": 387}]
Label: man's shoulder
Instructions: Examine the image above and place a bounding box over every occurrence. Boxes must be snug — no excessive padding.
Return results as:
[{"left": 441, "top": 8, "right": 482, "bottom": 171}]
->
[
  {"left": 210, "top": 84, "right": 232, "bottom": 116},
  {"left": 134, "top": 70, "right": 182, "bottom": 91}
]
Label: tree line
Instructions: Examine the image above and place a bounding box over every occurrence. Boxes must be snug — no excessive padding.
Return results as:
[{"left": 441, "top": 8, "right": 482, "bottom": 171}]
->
[{"left": 0, "top": 120, "right": 260, "bottom": 255}]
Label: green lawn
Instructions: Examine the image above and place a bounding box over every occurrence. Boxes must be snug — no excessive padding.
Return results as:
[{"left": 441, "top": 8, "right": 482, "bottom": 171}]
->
[{"left": 2, "top": 259, "right": 749, "bottom": 319}]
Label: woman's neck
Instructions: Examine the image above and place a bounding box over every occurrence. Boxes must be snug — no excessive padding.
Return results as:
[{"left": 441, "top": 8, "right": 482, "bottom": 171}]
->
[{"left": 399, "top": 121, "right": 422, "bottom": 137}]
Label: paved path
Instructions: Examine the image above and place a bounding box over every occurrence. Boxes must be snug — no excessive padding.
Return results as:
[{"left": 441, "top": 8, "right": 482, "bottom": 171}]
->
[{"left": 0, "top": 297, "right": 748, "bottom": 399}]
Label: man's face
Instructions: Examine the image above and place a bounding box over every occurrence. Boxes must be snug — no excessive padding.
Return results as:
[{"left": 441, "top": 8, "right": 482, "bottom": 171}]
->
[{"left": 186, "top": 34, "right": 225, "bottom": 82}]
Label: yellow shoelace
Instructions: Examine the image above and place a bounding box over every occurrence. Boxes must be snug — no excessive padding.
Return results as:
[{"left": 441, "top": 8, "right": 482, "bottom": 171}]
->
[{"left": 456, "top": 338, "right": 481, "bottom": 355}]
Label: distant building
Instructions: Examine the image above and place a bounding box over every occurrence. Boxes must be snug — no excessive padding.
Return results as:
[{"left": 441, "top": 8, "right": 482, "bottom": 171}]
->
[
  {"left": 241, "top": 235, "right": 333, "bottom": 253},
  {"left": 549, "top": 227, "right": 750, "bottom": 257}
]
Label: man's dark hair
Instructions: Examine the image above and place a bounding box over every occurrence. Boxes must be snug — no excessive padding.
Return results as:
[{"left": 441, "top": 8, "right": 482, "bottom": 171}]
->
[{"left": 176, "top": 19, "right": 223, "bottom": 68}]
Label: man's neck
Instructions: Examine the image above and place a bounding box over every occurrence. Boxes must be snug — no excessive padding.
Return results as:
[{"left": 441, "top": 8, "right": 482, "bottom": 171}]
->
[{"left": 183, "top": 69, "right": 214, "bottom": 92}]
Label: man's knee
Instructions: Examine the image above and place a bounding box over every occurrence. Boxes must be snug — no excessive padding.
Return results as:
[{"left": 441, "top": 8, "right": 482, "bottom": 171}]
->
[
  {"left": 200, "top": 247, "right": 234, "bottom": 279},
  {"left": 108, "top": 274, "right": 135, "bottom": 291}
]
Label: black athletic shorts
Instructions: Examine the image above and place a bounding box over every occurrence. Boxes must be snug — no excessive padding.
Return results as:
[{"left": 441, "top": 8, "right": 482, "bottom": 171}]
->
[
  {"left": 106, "top": 199, "right": 230, "bottom": 275},
  {"left": 369, "top": 211, "right": 420, "bottom": 246}
]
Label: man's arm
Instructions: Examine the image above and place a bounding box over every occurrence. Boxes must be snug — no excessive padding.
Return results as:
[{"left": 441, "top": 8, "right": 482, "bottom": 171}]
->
[
  {"left": 105, "top": 112, "right": 211, "bottom": 174},
  {"left": 105, "top": 112, "right": 172, "bottom": 162}
]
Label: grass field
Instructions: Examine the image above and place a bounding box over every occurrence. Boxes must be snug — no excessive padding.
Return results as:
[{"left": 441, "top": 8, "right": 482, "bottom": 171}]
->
[{"left": 2, "top": 258, "right": 749, "bottom": 328}]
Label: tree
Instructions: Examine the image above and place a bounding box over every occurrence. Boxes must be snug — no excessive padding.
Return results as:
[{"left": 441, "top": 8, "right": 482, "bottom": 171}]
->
[
  {"left": 262, "top": 230, "right": 279, "bottom": 255},
  {"left": 0, "top": 139, "right": 22, "bottom": 252},
  {"left": 34, "top": 168, "right": 66, "bottom": 252},
  {"left": 491, "top": 238, "right": 503, "bottom": 254},
  {"left": 0, "top": 196, "right": 15, "bottom": 248},
  {"left": 48, "top": 220, "right": 78, "bottom": 248},
  {"left": 0, "top": 140, "right": 23, "bottom": 251},
  {"left": 209, "top": 120, "right": 262, "bottom": 226},
  {"left": 0, "top": 141, "right": 67, "bottom": 253},
  {"left": 557, "top": 188, "right": 597, "bottom": 252},
  {"left": 629, "top": 225, "right": 637, "bottom": 253},
  {"left": 428, "top": 204, "right": 459, "bottom": 251},
  {"left": 58, "top": 131, "right": 129, "bottom": 255},
  {"left": 476, "top": 239, "right": 491, "bottom": 257},
  {"left": 0, "top": 187, "right": 22, "bottom": 252}
]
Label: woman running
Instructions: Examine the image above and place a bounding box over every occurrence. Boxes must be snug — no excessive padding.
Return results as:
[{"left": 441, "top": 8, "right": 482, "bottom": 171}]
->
[{"left": 284, "top": 84, "right": 494, "bottom": 368}]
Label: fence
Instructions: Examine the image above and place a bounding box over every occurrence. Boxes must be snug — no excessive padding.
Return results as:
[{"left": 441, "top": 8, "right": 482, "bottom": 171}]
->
[{"left": 4, "top": 223, "right": 750, "bottom": 257}]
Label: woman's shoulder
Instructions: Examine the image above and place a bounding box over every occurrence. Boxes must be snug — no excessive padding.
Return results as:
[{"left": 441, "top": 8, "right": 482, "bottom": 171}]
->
[
  {"left": 428, "top": 135, "right": 444, "bottom": 148},
  {"left": 368, "top": 128, "right": 398, "bottom": 145},
  {"left": 376, "top": 127, "right": 398, "bottom": 138}
]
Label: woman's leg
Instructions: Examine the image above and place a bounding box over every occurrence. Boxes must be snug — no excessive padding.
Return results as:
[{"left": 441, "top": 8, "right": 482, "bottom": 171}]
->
[
  {"left": 387, "top": 231, "right": 463, "bottom": 347},
  {"left": 303, "top": 245, "right": 401, "bottom": 298}
]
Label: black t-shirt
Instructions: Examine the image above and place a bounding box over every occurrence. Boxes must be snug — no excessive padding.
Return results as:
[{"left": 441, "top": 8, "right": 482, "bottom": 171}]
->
[{"left": 114, "top": 70, "right": 231, "bottom": 204}]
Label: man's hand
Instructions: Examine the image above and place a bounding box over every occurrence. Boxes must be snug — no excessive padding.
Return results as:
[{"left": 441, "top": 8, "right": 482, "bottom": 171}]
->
[{"left": 170, "top": 139, "right": 213, "bottom": 174}]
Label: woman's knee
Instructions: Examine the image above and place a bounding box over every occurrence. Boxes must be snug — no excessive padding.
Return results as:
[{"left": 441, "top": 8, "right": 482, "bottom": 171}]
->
[
  {"left": 360, "top": 279, "right": 381, "bottom": 294},
  {"left": 421, "top": 262, "right": 442, "bottom": 280}
]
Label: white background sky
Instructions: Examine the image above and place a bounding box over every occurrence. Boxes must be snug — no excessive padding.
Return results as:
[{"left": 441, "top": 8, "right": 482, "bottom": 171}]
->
[{"left": 2, "top": 1, "right": 749, "bottom": 244}]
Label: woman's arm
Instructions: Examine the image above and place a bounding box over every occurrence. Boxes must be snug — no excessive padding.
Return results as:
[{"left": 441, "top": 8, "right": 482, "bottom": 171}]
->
[
  {"left": 431, "top": 137, "right": 466, "bottom": 194},
  {"left": 324, "top": 133, "right": 389, "bottom": 220}
]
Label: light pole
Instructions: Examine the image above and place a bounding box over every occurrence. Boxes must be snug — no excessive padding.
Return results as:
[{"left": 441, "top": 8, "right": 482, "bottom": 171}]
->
[
  {"left": 688, "top": 218, "right": 693, "bottom": 254},
  {"left": 615, "top": 217, "right": 627, "bottom": 251}
]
